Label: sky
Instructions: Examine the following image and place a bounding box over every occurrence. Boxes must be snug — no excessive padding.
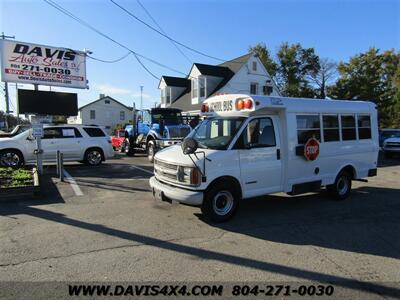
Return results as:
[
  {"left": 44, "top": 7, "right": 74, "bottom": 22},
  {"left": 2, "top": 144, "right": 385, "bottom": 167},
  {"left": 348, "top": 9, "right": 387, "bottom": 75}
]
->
[{"left": 0, "top": 0, "right": 399, "bottom": 113}]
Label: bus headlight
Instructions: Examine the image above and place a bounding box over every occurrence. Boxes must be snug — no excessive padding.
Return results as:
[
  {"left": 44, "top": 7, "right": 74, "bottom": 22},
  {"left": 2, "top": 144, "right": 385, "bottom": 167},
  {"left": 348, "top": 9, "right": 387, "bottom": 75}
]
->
[{"left": 177, "top": 166, "right": 201, "bottom": 185}]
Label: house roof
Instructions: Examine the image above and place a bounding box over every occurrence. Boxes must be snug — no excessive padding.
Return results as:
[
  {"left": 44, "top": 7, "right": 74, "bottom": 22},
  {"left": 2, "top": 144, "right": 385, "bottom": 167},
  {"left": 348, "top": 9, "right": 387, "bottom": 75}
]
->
[
  {"left": 79, "top": 96, "right": 133, "bottom": 111},
  {"left": 169, "top": 53, "right": 252, "bottom": 112},
  {"left": 161, "top": 76, "right": 190, "bottom": 88}
]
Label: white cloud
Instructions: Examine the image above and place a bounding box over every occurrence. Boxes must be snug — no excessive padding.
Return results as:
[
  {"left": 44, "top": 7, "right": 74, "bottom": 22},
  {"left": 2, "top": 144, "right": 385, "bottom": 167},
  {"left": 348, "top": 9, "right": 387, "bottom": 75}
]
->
[
  {"left": 94, "top": 83, "right": 132, "bottom": 95},
  {"left": 131, "top": 92, "right": 151, "bottom": 99}
]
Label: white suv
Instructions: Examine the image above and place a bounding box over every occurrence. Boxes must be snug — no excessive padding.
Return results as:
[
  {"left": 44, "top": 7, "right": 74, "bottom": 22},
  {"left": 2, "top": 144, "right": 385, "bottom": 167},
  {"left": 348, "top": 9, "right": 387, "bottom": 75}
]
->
[{"left": 0, "top": 125, "right": 114, "bottom": 167}]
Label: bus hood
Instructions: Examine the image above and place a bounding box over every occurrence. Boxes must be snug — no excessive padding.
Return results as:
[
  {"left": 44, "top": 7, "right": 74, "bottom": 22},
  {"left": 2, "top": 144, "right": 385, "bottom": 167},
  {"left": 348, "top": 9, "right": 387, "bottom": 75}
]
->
[{"left": 154, "top": 144, "right": 217, "bottom": 166}]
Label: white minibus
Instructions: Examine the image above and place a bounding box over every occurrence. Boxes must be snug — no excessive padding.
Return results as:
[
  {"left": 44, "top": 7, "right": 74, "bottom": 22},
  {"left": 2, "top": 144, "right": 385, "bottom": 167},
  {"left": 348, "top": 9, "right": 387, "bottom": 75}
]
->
[{"left": 149, "top": 94, "right": 379, "bottom": 222}]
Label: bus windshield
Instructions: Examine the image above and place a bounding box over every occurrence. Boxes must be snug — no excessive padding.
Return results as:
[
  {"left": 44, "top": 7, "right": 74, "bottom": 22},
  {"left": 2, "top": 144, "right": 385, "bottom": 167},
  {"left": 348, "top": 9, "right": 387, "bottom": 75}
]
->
[{"left": 187, "top": 117, "right": 245, "bottom": 150}]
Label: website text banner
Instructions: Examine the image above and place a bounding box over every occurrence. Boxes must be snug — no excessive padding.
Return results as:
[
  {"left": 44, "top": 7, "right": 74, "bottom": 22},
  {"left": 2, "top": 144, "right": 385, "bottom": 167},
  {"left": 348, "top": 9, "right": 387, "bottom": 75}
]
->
[
  {"left": 0, "top": 281, "right": 399, "bottom": 299},
  {"left": 0, "top": 39, "right": 87, "bottom": 89}
]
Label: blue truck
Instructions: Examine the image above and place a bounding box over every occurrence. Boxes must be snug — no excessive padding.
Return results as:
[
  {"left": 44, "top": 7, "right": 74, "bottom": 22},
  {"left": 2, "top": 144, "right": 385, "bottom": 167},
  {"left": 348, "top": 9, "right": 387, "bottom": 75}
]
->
[{"left": 122, "top": 108, "right": 194, "bottom": 162}]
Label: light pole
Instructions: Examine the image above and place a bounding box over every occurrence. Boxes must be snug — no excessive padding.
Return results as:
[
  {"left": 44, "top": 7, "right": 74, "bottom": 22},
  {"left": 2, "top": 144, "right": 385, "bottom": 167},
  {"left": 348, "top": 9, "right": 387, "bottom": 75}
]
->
[
  {"left": 140, "top": 85, "right": 144, "bottom": 110},
  {"left": 1, "top": 32, "right": 15, "bottom": 131}
]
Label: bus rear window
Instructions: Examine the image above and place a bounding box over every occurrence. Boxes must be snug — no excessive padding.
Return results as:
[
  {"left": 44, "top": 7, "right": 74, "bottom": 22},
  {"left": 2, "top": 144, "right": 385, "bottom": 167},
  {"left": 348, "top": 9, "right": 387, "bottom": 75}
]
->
[{"left": 358, "top": 115, "right": 371, "bottom": 139}]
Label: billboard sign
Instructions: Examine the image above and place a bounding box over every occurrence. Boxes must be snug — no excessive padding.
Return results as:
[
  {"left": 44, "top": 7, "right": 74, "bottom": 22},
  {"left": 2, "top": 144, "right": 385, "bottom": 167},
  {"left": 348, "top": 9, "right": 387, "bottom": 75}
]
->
[
  {"left": 18, "top": 89, "right": 78, "bottom": 116},
  {"left": 0, "top": 39, "right": 87, "bottom": 89}
]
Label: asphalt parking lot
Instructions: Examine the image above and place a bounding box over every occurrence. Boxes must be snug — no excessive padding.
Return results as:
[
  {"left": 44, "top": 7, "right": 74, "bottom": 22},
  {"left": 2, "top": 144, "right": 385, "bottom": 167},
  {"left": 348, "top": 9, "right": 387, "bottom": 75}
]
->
[{"left": 1, "top": 153, "right": 400, "bottom": 297}]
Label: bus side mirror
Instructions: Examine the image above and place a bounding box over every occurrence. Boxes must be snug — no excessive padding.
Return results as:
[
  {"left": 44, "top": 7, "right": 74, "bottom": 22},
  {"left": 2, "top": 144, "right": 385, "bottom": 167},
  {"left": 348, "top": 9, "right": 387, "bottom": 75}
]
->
[{"left": 181, "top": 137, "right": 198, "bottom": 155}]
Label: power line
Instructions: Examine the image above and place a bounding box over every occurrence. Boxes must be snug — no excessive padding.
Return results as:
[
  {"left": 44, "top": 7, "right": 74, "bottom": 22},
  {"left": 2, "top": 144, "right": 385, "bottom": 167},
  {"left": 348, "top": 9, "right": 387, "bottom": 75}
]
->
[
  {"left": 87, "top": 52, "right": 131, "bottom": 63},
  {"left": 44, "top": 0, "right": 250, "bottom": 95},
  {"left": 136, "top": 0, "right": 192, "bottom": 64},
  {"left": 44, "top": 0, "right": 194, "bottom": 78},
  {"left": 44, "top": 0, "right": 159, "bottom": 79},
  {"left": 110, "top": 0, "right": 229, "bottom": 63}
]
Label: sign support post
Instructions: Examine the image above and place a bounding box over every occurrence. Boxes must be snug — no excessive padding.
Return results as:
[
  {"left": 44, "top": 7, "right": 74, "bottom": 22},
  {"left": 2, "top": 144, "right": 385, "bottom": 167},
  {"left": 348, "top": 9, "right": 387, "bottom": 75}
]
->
[
  {"left": 33, "top": 84, "right": 43, "bottom": 174},
  {"left": 1, "top": 32, "right": 15, "bottom": 131}
]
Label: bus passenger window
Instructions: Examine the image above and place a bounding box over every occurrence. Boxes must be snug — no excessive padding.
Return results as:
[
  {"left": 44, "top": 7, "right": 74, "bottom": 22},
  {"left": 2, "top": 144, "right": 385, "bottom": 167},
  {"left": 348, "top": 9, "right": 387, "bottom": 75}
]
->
[
  {"left": 323, "top": 115, "right": 340, "bottom": 142},
  {"left": 296, "top": 115, "right": 321, "bottom": 144},
  {"left": 358, "top": 115, "right": 371, "bottom": 139},
  {"left": 341, "top": 115, "right": 356, "bottom": 140}
]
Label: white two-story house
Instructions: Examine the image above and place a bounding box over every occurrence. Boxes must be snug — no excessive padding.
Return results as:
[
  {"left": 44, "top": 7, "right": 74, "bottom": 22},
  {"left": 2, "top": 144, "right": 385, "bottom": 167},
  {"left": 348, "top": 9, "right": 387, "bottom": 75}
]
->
[
  {"left": 158, "top": 53, "right": 281, "bottom": 115},
  {"left": 67, "top": 94, "right": 134, "bottom": 134}
]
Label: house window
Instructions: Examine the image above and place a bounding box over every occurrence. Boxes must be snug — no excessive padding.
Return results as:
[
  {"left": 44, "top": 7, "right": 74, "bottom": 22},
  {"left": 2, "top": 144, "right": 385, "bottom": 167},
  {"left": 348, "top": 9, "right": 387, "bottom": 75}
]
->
[
  {"left": 341, "top": 115, "right": 356, "bottom": 140},
  {"left": 358, "top": 114, "right": 371, "bottom": 139},
  {"left": 323, "top": 115, "right": 340, "bottom": 142},
  {"left": 90, "top": 110, "right": 95, "bottom": 120},
  {"left": 120, "top": 111, "right": 125, "bottom": 121},
  {"left": 166, "top": 88, "right": 171, "bottom": 104},
  {"left": 252, "top": 61, "right": 257, "bottom": 71},
  {"left": 105, "top": 100, "right": 110, "bottom": 104},
  {"left": 192, "top": 79, "right": 198, "bottom": 98},
  {"left": 161, "top": 89, "right": 166, "bottom": 104},
  {"left": 263, "top": 85, "right": 273, "bottom": 95},
  {"left": 250, "top": 83, "right": 258, "bottom": 95},
  {"left": 296, "top": 115, "right": 321, "bottom": 144},
  {"left": 199, "top": 77, "right": 206, "bottom": 98}
]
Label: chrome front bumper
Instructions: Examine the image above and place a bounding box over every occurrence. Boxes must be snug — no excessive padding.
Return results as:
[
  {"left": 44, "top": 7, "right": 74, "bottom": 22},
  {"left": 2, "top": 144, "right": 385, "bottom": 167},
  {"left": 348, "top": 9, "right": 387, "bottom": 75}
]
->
[
  {"left": 149, "top": 176, "right": 203, "bottom": 206},
  {"left": 155, "top": 139, "right": 181, "bottom": 148}
]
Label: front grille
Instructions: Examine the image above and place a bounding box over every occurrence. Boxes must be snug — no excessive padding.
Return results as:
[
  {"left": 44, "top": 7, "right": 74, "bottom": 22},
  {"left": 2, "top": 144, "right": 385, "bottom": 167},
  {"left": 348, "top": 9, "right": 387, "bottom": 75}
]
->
[
  {"left": 154, "top": 159, "right": 178, "bottom": 182},
  {"left": 168, "top": 127, "right": 191, "bottom": 139},
  {"left": 385, "top": 142, "right": 400, "bottom": 148}
]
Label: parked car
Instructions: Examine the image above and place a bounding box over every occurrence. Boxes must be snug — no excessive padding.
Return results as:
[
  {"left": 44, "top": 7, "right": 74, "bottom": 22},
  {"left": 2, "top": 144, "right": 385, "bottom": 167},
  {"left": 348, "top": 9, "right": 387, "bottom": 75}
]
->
[
  {"left": 0, "top": 125, "right": 31, "bottom": 138},
  {"left": 111, "top": 129, "right": 125, "bottom": 151},
  {"left": 0, "top": 125, "right": 114, "bottom": 167},
  {"left": 382, "top": 137, "right": 400, "bottom": 158},
  {"left": 379, "top": 128, "right": 400, "bottom": 147}
]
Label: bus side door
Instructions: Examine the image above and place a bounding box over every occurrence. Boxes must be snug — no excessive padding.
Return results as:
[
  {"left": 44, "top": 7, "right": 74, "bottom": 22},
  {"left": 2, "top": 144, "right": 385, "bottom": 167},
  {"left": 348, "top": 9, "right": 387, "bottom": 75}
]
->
[{"left": 237, "top": 116, "right": 282, "bottom": 198}]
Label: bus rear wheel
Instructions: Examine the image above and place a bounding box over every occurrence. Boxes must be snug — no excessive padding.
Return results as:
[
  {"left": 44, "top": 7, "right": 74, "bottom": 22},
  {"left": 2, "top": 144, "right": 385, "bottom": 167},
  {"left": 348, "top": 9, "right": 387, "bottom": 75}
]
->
[{"left": 327, "top": 171, "right": 352, "bottom": 200}]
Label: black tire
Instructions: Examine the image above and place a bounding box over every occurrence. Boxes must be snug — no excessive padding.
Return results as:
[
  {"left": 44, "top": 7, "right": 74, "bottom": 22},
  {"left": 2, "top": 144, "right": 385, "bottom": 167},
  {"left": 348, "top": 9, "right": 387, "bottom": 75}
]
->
[
  {"left": 384, "top": 152, "right": 393, "bottom": 159},
  {"left": 126, "top": 138, "right": 135, "bottom": 157},
  {"left": 147, "top": 140, "right": 156, "bottom": 163},
  {"left": 84, "top": 148, "right": 103, "bottom": 166},
  {"left": 0, "top": 149, "right": 24, "bottom": 167},
  {"left": 201, "top": 181, "right": 240, "bottom": 222},
  {"left": 126, "top": 146, "right": 135, "bottom": 157},
  {"left": 327, "top": 171, "right": 352, "bottom": 200},
  {"left": 120, "top": 141, "right": 127, "bottom": 153}
]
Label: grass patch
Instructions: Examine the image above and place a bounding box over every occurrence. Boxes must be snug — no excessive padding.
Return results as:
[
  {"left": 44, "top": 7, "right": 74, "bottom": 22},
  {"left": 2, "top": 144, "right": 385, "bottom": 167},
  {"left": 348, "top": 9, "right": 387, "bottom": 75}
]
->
[{"left": 0, "top": 167, "right": 34, "bottom": 188}]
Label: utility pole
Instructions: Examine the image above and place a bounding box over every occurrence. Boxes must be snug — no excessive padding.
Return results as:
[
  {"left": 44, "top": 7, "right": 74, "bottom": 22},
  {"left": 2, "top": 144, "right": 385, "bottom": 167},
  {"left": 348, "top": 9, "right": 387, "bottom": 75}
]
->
[
  {"left": 140, "top": 85, "right": 144, "bottom": 110},
  {"left": 1, "top": 32, "right": 15, "bottom": 131}
]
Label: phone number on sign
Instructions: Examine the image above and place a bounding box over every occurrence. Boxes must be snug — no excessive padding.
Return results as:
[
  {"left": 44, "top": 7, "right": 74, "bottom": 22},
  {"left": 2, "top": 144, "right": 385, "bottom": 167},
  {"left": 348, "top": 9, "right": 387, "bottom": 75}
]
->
[
  {"left": 232, "top": 285, "right": 334, "bottom": 296},
  {"left": 19, "top": 64, "right": 72, "bottom": 74}
]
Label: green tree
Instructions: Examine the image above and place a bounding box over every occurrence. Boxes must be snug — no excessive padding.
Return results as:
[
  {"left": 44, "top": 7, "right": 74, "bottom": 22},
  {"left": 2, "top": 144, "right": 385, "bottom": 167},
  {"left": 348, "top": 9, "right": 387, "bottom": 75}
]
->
[
  {"left": 328, "top": 48, "right": 400, "bottom": 127},
  {"left": 276, "top": 42, "right": 320, "bottom": 98},
  {"left": 248, "top": 43, "right": 278, "bottom": 77}
]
